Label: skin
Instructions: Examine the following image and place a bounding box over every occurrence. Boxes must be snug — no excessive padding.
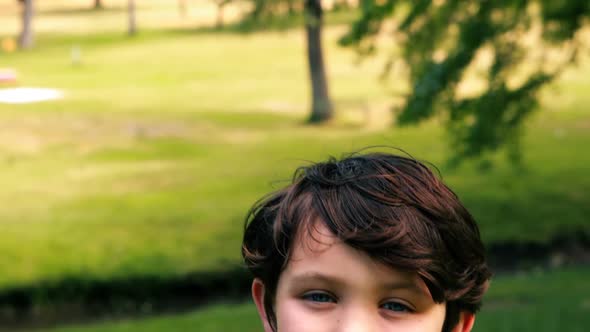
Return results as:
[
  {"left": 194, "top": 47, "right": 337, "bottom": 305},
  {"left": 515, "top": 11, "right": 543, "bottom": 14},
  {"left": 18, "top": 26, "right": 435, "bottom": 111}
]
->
[{"left": 252, "top": 224, "right": 476, "bottom": 332}]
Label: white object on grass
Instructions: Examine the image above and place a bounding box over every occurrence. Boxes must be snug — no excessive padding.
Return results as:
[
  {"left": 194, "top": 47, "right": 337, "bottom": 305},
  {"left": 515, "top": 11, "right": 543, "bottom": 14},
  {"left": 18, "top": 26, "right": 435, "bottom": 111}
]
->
[{"left": 0, "top": 87, "right": 64, "bottom": 104}]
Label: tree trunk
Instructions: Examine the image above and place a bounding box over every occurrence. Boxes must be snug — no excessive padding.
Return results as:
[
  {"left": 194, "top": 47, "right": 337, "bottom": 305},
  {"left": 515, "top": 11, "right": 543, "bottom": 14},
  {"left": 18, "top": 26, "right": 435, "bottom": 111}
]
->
[
  {"left": 94, "top": 0, "right": 102, "bottom": 9},
  {"left": 178, "top": 0, "right": 187, "bottom": 17},
  {"left": 334, "top": 0, "right": 350, "bottom": 11},
  {"left": 128, "top": 0, "right": 137, "bottom": 36},
  {"left": 216, "top": 2, "right": 226, "bottom": 28},
  {"left": 251, "top": 0, "right": 264, "bottom": 20},
  {"left": 18, "top": 0, "right": 34, "bottom": 49},
  {"left": 304, "top": 0, "right": 333, "bottom": 123},
  {"left": 287, "top": 0, "right": 296, "bottom": 15}
]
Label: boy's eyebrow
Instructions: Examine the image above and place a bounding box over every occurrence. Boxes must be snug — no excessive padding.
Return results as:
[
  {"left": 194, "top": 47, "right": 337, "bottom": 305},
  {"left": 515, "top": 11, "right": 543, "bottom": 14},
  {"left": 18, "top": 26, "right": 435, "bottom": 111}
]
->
[
  {"left": 289, "top": 272, "right": 425, "bottom": 294},
  {"left": 289, "top": 273, "right": 347, "bottom": 288}
]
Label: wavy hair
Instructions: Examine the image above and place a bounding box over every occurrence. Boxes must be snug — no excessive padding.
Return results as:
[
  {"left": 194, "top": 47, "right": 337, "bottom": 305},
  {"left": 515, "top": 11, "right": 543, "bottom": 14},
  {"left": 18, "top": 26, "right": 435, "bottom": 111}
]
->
[{"left": 242, "top": 151, "right": 492, "bottom": 332}]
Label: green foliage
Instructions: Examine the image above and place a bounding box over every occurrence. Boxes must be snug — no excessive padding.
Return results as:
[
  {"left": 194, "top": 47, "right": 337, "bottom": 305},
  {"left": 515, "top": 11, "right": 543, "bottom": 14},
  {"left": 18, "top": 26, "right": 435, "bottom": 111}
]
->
[
  {"left": 541, "top": 0, "right": 590, "bottom": 41},
  {"left": 341, "top": 0, "right": 590, "bottom": 163}
]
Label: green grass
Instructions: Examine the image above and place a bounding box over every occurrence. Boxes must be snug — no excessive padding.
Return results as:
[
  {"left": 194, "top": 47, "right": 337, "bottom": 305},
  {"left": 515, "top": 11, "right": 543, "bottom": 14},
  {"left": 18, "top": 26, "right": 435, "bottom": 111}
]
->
[
  {"left": 476, "top": 268, "right": 590, "bottom": 332},
  {"left": 0, "top": 2, "right": 588, "bottom": 292},
  {"left": 35, "top": 268, "right": 590, "bottom": 332}
]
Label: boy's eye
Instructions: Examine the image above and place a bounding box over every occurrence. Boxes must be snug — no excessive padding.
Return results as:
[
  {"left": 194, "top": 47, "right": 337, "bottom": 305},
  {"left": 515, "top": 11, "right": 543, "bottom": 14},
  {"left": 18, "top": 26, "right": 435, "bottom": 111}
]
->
[
  {"left": 381, "top": 301, "right": 412, "bottom": 313},
  {"left": 302, "top": 292, "right": 336, "bottom": 303}
]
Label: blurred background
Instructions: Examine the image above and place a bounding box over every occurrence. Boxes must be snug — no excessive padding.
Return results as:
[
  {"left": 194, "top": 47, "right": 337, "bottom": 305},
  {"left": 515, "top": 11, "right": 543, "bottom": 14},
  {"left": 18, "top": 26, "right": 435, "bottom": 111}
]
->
[{"left": 0, "top": 0, "right": 588, "bottom": 331}]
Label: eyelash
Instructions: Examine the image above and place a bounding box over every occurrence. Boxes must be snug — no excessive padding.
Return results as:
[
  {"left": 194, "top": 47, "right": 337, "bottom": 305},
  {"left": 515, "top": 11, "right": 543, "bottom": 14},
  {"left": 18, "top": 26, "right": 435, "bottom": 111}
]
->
[
  {"left": 301, "top": 291, "right": 337, "bottom": 303},
  {"left": 301, "top": 292, "right": 414, "bottom": 313},
  {"left": 380, "top": 301, "right": 413, "bottom": 313}
]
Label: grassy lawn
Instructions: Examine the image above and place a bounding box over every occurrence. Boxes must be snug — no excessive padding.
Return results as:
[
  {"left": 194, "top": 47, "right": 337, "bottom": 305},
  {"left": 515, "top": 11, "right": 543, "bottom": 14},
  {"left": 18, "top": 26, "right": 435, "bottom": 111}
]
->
[
  {"left": 0, "top": 1, "right": 588, "bottom": 293},
  {"left": 35, "top": 267, "right": 590, "bottom": 332}
]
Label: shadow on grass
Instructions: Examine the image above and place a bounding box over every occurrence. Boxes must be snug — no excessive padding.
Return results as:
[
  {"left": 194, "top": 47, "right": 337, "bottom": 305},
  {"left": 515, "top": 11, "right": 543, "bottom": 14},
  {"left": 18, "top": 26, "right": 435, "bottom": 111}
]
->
[
  {"left": 0, "top": 266, "right": 251, "bottom": 332},
  {"left": 37, "top": 6, "right": 128, "bottom": 17},
  {"left": 0, "top": 228, "right": 588, "bottom": 331},
  {"left": 20, "top": 9, "right": 360, "bottom": 52},
  {"left": 172, "top": 8, "right": 360, "bottom": 35}
]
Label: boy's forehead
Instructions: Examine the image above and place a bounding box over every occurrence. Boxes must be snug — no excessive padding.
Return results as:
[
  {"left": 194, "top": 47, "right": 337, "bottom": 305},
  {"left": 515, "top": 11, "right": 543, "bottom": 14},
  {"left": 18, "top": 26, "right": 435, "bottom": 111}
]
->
[
  {"left": 287, "top": 221, "right": 361, "bottom": 273},
  {"left": 288, "top": 221, "right": 386, "bottom": 271},
  {"left": 283, "top": 221, "right": 433, "bottom": 298},
  {"left": 292, "top": 221, "right": 336, "bottom": 255}
]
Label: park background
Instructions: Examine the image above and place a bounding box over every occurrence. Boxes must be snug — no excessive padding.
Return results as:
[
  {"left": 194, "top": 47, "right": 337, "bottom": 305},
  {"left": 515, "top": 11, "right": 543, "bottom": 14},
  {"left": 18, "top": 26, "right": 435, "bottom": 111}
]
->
[{"left": 0, "top": 0, "right": 589, "bottom": 331}]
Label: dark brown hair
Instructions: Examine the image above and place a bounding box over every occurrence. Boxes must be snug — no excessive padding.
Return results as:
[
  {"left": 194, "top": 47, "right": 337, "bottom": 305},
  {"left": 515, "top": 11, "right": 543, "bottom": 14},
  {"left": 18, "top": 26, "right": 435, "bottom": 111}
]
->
[{"left": 242, "top": 151, "right": 491, "bottom": 332}]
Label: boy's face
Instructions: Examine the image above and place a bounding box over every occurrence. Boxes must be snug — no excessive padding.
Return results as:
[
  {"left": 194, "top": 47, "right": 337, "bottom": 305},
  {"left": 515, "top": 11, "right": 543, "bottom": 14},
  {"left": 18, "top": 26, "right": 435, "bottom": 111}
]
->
[{"left": 252, "top": 223, "right": 475, "bottom": 332}]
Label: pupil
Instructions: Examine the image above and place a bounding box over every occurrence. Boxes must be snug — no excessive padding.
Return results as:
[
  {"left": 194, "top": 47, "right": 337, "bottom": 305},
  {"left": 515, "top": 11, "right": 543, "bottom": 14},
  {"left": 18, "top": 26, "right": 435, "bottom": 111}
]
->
[
  {"left": 385, "top": 303, "right": 405, "bottom": 311},
  {"left": 312, "top": 294, "right": 329, "bottom": 302}
]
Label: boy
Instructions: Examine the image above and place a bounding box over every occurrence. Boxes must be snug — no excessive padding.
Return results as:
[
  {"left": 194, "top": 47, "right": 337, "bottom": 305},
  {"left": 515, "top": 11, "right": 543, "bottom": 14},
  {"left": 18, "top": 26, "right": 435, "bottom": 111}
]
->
[{"left": 242, "top": 151, "right": 491, "bottom": 332}]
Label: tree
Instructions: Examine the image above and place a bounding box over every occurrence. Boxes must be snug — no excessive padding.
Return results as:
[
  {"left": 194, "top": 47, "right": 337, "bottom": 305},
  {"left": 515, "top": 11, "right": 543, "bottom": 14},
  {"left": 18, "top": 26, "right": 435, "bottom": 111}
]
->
[
  {"left": 341, "top": 0, "right": 590, "bottom": 163},
  {"left": 243, "top": 0, "right": 334, "bottom": 123},
  {"left": 305, "top": 0, "right": 333, "bottom": 122},
  {"left": 17, "top": 0, "right": 34, "bottom": 49},
  {"left": 215, "top": 0, "right": 231, "bottom": 28},
  {"left": 178, "top": 0, "right": 187, "bottom": 17},
  {"left": 128, "top": 0, "right": 137, "bottom": 36}
]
